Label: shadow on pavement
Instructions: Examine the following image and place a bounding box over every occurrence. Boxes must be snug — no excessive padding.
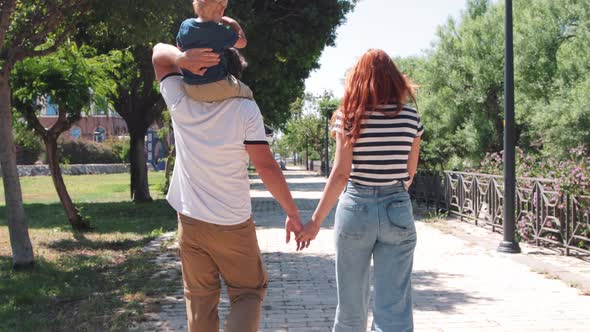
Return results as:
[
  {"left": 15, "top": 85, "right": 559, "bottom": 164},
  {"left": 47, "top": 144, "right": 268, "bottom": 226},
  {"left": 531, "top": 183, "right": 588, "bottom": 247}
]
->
[
  {"left": 412, "top": 270, "right": 495, "bottom": 312},
  {"left": 228, "top": 252, "right": 493, "bottom": 328}
]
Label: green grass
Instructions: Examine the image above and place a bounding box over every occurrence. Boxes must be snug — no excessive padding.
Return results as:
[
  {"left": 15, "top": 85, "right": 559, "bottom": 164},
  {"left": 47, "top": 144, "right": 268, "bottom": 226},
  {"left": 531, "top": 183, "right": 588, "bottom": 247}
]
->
[
  {"left": 0, "top": 172, "right": 179, "bottom": 331},
  {"left": 0, "top": 172, "right": 167, "bottom": 204}
]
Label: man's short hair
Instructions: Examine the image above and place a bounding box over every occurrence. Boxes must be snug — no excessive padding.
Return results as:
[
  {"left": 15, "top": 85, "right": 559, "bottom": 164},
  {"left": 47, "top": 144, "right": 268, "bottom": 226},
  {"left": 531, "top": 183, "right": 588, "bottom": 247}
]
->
[{"left": 226, "top": 48, "right": 247, "bottom": 79}]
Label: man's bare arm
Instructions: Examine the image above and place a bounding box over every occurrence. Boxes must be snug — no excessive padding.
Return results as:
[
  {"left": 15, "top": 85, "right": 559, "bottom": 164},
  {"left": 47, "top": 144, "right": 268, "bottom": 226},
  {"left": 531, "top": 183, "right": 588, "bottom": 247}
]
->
[
  {"left": 152, "top": 43, "right": 220, "bottom": 81},
  {"left": 246, "top": 144, "right": 302, "bottom": 243}
]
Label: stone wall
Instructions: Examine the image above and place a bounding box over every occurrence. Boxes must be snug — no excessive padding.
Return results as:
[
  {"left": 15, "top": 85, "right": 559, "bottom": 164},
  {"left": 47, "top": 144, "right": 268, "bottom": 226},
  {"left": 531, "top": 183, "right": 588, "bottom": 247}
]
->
[{"left": 0, "top": 164, "right": 130, "bottom": 177}]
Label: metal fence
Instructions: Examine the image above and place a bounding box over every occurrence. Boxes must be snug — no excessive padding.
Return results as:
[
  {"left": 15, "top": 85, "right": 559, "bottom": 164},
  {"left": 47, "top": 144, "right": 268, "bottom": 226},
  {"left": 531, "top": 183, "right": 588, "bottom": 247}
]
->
[{"left": 411, "top": 171, "right": 590, "bottom": 256}]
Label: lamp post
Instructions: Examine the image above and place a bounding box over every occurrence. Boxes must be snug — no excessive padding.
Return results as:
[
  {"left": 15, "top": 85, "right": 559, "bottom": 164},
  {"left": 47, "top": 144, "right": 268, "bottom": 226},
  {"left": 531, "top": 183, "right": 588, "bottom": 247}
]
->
[
  {"left": 498, "top": 0, "right": 521, "bottom": 254},
  {"left": 322, "top": 104, "right": 336, "bottom": 178},
  {"left": 305, "top": 135, "right": 309, "bottom": 171},
  {"left": 324, "top": 110, "right": 330, "bottom": 178}
]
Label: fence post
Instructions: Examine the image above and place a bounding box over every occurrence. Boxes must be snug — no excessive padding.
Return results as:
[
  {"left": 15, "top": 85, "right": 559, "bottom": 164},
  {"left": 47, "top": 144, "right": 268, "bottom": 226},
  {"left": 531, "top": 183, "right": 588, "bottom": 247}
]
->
[
  {"left": 565, "top": 194, "right": 571, "bottom": 256},
  {"left": 435, "top": 172, "right": 441, "bottom": 211},
  {"left": 535, "top": 182, "right": 541, "bottom": 247}
]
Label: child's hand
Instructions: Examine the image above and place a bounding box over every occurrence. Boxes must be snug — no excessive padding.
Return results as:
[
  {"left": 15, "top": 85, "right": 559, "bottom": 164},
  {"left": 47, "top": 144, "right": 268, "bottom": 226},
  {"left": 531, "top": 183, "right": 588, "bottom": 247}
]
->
[
  {"left": 222, "top": 16, "right": 247, "bottom": 48},
  {"left": 221, "top": 16, "right": 238, "bottom": 26}
]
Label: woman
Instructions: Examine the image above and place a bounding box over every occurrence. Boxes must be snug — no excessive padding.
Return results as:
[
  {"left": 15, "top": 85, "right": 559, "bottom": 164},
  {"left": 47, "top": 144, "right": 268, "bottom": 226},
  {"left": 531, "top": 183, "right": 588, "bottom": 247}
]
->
[{"left": 296, "top": 49, "right": 423, "bottom": 332}]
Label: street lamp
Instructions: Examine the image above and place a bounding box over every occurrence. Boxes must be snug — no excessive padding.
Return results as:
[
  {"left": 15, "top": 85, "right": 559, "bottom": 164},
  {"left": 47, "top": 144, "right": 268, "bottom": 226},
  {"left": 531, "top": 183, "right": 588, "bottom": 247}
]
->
[
  {"left": 322, "top": 104, "right": 336, "bottom": 178},
  {"left": 498, "top": 0, "right": 521, "bottom": 254}
]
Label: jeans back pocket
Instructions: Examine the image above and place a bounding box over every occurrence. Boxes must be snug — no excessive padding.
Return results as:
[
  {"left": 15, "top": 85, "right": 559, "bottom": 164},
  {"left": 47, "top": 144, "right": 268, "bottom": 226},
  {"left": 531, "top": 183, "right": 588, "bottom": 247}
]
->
[
  {"left": 335, "top": 202, "right": 369, "bottom": 241},
  {"left": 380, "top": 197, "right": 416, "bottom": 243}
]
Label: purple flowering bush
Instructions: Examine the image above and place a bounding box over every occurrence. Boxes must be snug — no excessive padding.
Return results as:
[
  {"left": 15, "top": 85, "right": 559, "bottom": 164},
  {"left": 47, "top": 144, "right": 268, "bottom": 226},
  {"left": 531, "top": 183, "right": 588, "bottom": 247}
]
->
[{"left": 476, "top": 146, "right": 590, "bottom": 249}]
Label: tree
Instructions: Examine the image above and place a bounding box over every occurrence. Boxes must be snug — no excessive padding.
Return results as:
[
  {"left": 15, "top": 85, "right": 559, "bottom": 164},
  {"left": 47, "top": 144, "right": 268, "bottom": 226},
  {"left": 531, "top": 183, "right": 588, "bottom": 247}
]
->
[
  {"left": 284, "top": 113, "right": 324, "bottom": 168},
  {"left": 0, "top": 0, "right": 92, "bottom": 269},
  {"left": 11, "top": 43, "right": 117, "bottom": 231},
  {"left": 413, "top": 0, "right": 590, "bottom": 168},
  {"left": 319, "top": 94, "right": 339, "bottom": 173},
  {"left": 282, "top": 93, "right": 339, "bottom": 172},
  {"left": 228, "top": 0, "right": 356, "bottom": 127},
  {"left": 78, "top": 0, "right": 356, "bottom": 201}
]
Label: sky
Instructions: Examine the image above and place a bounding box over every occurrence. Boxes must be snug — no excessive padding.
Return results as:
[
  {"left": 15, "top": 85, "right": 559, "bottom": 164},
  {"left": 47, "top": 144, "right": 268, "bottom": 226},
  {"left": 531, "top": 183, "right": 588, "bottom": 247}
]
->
[{"left": 305, "top": 0, "right": 470, "bottom": 97}]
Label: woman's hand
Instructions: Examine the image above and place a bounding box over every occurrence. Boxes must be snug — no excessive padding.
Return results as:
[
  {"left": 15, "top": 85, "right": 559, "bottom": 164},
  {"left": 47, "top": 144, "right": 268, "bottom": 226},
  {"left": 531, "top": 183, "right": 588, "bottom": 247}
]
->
[
  {"left": 295, "top": 219, "right": 322, "bottom": 251},
  {"left": 403, "top": 178, "right": 413, "bottom": 191},
  {"left": 175, "top": 48, "right": 220, "bottom": 76}
]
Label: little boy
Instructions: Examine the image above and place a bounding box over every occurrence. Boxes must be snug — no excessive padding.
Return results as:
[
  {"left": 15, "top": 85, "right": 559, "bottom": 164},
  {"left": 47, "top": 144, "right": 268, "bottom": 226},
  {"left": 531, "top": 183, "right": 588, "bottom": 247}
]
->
[{"left": 177, "top": 0, "right": 253, "bottom": 102}]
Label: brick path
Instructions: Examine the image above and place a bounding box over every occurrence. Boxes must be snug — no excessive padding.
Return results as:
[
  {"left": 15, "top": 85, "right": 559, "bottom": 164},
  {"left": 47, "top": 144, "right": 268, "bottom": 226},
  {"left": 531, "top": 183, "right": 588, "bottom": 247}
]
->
[{"left": 141, "top": 169, "right": 590, "bottom": 332}]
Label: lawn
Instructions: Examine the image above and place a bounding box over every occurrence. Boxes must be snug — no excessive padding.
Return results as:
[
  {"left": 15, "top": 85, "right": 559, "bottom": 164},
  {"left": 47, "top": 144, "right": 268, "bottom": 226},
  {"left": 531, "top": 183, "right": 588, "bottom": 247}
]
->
[{"left": 0, "top": 172, "right": 179, "bottom": 331}]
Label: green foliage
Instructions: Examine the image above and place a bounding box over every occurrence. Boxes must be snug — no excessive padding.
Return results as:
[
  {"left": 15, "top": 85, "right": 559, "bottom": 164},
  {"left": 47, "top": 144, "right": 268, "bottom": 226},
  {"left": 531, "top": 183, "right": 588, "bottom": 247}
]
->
[
  {"left": 532, "top": 76, "right": 590, "bottom": 157},
  {"left": 223, "top": 1, "right": 355, "bottom": 127},
  {"left": 105, "top": 138, "right": 131, "bottom": 163},
  {"left": 12, "top": 118, "right": 43, "bottom": 165},
  {"left": 281, "top": 93, "right": 339, "bottom": 162},
  {"left": 405, "top": 0, "right": 590, "bottom": 168},
  {"left": 79, "top": 0, "right": 356, "bottom": 130},
  {"left": 271, "top": 137, "right": 293, "bottom": 160},
  {"left": 56, "top": 139, "right": 122, "bottom": 165},
  {"left": 11, "top": 43, "right": 119, "bottom": 130}
]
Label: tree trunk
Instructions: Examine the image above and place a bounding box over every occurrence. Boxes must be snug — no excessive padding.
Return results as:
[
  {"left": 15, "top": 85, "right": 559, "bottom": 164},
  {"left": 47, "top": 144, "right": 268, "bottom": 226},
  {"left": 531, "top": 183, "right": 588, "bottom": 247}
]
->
[
  {"left": 45, "top": 138, "right": 91, "bottom": 231},
  {"left": 305, "top": 138, "right": 309, "bottom": 171},
  {"left": 130, "top": 131, "right": 152, "bottom": 202},
  {"left": 164, "top": 146, "right": 175, "bottom": 181},
  {"left": 0, "top": 74, "right": 35, "bottom": 270}
]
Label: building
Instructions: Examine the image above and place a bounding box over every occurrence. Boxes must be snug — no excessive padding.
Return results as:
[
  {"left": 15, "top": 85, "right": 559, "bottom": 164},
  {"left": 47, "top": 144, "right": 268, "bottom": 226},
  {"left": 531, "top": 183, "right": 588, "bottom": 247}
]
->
[{"left": 38, "top": 96, "right": 128, "bottom": 142}]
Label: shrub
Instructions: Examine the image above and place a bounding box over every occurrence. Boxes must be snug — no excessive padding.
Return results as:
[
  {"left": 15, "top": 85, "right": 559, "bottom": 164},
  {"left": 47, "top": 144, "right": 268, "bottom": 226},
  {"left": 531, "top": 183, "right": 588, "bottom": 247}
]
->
[
  {"left": 15, "top": 142, "right": 44, "bottom": 165},
  {"left": 476, "top": 146, "right": 589, "bottom": 249},
  {"left": 57, "top": 138, "right": 122, "bottom": 164},
  {"left": 14, "top": 122, "right": 44, "bottom": 165},
  {"left": 105, "top": 138, "right": 130, "bottom": 163}
]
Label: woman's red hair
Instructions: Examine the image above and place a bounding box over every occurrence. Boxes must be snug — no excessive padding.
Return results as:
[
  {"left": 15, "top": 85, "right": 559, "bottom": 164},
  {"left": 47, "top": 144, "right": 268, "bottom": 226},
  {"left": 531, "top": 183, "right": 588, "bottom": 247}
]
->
[{"left": 334, "top": 49, "right": 416, "bottom": 146}]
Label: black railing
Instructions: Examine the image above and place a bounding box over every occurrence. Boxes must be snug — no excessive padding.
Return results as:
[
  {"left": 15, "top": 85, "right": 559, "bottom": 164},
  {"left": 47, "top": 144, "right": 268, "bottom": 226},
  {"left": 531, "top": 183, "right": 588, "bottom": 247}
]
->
[{"left": 411, "top": 171, "right": 590, "bottom": 256}]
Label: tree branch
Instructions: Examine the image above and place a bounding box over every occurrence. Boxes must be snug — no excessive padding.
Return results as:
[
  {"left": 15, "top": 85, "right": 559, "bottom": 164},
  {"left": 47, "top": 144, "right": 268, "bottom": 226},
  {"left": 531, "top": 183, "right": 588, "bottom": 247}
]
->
[
  {"left": 20, "top": 104, "right": 48, "bottom": 140},
  {"left": 46, "top": 105, "right": 69, "bottom": 137},
  {"left": 9, "top": 28, "right": 72, "bottom": 63},
  {"left": 0, "top": 0, "right": 16, "bottom": 47},
  {"left": 9, "top": 0, "right": 91, "bottom": 63}
]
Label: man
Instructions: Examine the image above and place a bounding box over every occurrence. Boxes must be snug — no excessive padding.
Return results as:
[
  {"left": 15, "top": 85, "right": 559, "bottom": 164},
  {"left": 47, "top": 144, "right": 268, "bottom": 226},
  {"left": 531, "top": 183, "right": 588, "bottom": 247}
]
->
[{"left": 152, "top": 43, "right": 302, "bottom": 332}]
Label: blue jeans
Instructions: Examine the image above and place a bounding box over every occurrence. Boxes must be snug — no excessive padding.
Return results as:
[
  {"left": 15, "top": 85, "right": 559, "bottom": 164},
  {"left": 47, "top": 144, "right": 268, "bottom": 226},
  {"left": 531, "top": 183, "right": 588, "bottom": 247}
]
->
[{"left": 333, "top": 181, "right": 417, "bottom": 332}]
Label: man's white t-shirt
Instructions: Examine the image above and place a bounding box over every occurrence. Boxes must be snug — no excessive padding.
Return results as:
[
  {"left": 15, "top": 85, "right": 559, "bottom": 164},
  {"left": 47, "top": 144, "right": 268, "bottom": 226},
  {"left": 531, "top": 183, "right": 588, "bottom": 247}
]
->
[{"left": 160, "top": 74, "right": 268, "bottom": 225}]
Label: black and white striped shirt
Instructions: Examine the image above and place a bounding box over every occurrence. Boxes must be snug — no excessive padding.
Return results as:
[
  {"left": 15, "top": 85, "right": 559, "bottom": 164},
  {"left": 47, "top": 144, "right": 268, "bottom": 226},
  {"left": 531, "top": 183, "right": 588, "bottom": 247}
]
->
[{"left": 333, "top": 105, "right": 424, "bottom": 186}]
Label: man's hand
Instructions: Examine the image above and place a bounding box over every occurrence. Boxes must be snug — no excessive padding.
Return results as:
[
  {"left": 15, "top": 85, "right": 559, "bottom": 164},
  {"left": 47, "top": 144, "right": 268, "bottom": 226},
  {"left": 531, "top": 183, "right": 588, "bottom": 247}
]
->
[
  {"left": 285, "top": 214, "right": 303, "bottom": 244},
  {"left": 176, "top": 48, "right": 220, "bottom": 76},
  {"left": 295, "top": 219, "right": 321, "bottom": 251}
]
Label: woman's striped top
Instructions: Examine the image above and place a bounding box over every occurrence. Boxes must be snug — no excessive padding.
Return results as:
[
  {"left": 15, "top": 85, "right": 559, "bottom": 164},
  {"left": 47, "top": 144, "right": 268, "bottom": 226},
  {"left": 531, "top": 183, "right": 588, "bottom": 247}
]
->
[{"left": 333, "top": 105, "right": 424, "bottom": 186}]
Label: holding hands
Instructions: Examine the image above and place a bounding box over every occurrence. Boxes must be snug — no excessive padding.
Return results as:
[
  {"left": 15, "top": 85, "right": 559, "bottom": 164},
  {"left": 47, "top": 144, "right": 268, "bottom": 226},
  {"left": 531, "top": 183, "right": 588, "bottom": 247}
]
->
[
  {"left": 284, "top": 214, "right": 321, "bottom": 251},
  {"left": 295, "top": 219, "right": 321, "bottom": 251},
  {"left": 285, "top": 214, "right": 303, "bottom": 244}
]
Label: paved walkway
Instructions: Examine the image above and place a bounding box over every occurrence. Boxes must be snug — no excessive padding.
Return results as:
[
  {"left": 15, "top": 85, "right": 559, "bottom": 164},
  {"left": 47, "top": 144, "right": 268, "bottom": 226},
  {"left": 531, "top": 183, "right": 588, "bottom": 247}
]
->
[{"left": 141, "top": 169, "right": 590, "bottom": 332}]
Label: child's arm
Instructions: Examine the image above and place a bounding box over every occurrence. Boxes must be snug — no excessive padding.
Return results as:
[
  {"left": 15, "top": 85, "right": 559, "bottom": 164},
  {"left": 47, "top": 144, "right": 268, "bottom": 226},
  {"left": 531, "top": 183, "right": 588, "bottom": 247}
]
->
[{"left": 221, "top": 16, "right": 247, "bottom": 49}]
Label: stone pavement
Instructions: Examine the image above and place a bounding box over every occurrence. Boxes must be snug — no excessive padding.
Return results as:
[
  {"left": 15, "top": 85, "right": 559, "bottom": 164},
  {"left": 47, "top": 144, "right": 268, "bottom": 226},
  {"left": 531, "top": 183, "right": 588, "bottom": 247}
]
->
[{"left": 141, "top": 169, "right": 590, "bottom": 332}]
